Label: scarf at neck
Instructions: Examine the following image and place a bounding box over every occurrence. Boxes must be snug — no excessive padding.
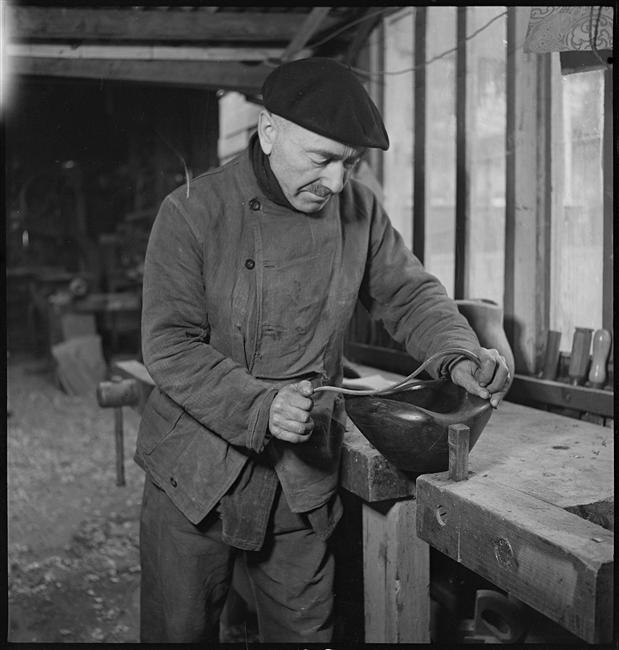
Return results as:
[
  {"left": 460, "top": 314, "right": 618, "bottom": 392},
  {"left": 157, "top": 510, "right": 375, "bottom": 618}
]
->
[{"left": 249, "top": 133, "right": 297, "bottom": 211}]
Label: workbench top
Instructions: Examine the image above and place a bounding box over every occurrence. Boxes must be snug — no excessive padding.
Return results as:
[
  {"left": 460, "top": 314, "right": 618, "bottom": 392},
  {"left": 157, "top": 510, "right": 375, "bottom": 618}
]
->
[{"left": 342, "top": 399, "right": 613, "bottom": 524}]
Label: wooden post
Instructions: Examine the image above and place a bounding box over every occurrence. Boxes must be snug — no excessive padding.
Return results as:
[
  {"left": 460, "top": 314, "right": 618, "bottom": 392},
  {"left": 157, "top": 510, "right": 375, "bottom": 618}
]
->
[
  {"left": 362, "top": 500, "right": 430, "bottom": 643},
  {"left": 505, "top": 6, "right": 552, "bottom": 374},
  {"left": 448, "top": 423, "right": 470, "bottom": 482}
]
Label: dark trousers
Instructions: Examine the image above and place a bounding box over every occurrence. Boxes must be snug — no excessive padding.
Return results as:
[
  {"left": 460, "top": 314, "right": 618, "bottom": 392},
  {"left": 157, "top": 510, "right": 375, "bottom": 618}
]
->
[{"left": 139, "top": 477, "right": 334, "bottom": 643}]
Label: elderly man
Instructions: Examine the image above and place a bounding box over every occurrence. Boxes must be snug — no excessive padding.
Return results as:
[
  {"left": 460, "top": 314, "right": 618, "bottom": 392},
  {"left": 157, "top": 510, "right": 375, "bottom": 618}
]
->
[{"left": 135, "top": 57, "right": 510, "bottom": 643}]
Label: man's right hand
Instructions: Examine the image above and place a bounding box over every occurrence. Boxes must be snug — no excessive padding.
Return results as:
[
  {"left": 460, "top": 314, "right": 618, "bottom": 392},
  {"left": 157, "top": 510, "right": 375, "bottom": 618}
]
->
[{"left": 268, "top": 380, "right": 315, "bottom": 443}]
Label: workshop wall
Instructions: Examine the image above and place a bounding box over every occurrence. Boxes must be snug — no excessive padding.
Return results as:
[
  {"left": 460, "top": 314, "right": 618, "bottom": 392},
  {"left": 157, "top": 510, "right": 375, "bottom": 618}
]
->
[{"left": 5, "top": 77, "right": 219, "bottom": 354}]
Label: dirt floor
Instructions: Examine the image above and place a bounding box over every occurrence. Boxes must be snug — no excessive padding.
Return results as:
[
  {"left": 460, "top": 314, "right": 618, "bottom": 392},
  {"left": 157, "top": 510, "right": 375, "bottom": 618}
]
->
[
  {"left": 7, "top": 353, "right": 144, "bottom": 643},
  {"left": 6, "top": 353, "right": 362, "bottom": 645}
]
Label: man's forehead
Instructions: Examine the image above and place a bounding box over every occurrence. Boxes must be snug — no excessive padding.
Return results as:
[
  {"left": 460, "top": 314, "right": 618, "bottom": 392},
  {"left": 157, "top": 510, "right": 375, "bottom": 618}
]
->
[{"left": 284, "top": 118, "right": 364, "bottom": 158}]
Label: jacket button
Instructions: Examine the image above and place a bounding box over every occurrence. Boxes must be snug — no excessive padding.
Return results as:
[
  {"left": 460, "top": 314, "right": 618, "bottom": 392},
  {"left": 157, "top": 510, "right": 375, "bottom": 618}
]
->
[
  {"left": 245, "top": 258, "right": 255, "bottom": 270},
  {"left": 249, "top": 198, "right": 261, "bottom": 211},
  {"left": 170, "top": 477, "right": 177, "bottom": 487}
]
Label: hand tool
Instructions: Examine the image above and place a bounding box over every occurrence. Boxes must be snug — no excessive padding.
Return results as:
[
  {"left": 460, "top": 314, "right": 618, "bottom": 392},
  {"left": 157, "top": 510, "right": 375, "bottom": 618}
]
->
[
  {"left": 588, "top": 328, "right": 611, "bottom": 388},
  {"left": 567, "top": 327, "right": 593, "bottom": 386},
  {"left": 96, "top": 377, "right": 140, "bottom": 486},
  {"left": 314, "top": 347, "right": 481, "bottom": 396},
  {"left": 541, "top": 330, "right": 561, "bottom": 380}
]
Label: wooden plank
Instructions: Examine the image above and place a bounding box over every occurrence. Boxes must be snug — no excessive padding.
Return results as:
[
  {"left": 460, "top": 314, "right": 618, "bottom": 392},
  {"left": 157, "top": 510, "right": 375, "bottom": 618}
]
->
[
  {"left": 341, "top": 423, "right": 416, "bottom": 502},
  {"left": 416, "top": 473, "right": 614, "bottom": 643},
  {"left": 504, "top": 6, "right": 552, "bottom": 374},
  {"left": 12, "top": 57, "right": 271, "bottom": 94},
  {"left": 281, "top": 7, "right": 331, "bottom": 62},
  {"left": 9, "top": 7, "right": 339, "bottom": 42},
  {"left": 508, "top": 374, "right": 614, "bottom": 417},
  {"left": 363, "top": 499, "right": 430, "bottom": 643},
  {"left": 602, "top": 65, "right": 613, "bottom": 333},
  {"left": 9, "top": 43, "right": 307, "bottom": 62}
]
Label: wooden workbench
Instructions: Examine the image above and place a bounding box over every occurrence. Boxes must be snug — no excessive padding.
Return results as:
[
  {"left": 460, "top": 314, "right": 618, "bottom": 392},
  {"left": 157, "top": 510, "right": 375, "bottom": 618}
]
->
[
  {"left": 340, "top": 398, "right": 614, "bottom": 644},
  {"left": 111, "top": 360, "right": 613, "bottom": 644}
]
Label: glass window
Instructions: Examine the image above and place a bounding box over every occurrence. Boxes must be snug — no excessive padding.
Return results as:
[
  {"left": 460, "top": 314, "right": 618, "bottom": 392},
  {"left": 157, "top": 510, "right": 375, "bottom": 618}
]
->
[
  {"left": 382, "top": 8, "right": 414, "bottom": 249},
  {"left": 465, "top": 7, "right": 507, "bottom": 304},
  {"left": 550, "top": 63, "right": 604, "bottom": 351},
  {"left": 425, "top": 7, "right": 457, "bottom": 296}
]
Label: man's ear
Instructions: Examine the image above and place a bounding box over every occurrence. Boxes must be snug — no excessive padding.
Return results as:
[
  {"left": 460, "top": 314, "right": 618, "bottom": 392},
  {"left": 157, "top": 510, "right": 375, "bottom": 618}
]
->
[{"left": 257, "top": 110, "right": 276, "bottom": 155}]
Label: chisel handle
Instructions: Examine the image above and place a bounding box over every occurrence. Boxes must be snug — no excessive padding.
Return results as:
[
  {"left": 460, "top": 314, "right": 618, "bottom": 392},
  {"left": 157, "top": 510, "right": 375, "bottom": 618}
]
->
[
  {"left": 568, "top": 327, "right": 593, "bottom": 386},
  {"left": 541, "top": 330, "right": 562, "bottom": 380},
  {"left": 588, "top": 328, "right": 612, "bottom": 388}
]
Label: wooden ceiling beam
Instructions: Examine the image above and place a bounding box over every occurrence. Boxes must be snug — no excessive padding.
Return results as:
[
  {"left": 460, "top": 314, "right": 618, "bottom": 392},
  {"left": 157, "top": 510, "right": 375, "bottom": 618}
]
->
[
  {"left": 9, "top": 43, "right": 311, "bottom": 63},
  {"left": 281, "top": 7, "right": 332, "bottom": 62},
  {"left": 11, "top": 56, "right": 272, "bottom": 94},
  {"left": 9, "top": 7, "right": 340, "bottom": 43}
]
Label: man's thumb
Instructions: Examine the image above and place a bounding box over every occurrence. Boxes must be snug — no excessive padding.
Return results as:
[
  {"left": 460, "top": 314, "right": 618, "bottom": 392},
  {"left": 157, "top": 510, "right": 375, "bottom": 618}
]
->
[{"left": 295, "top": 380, "right": 314, "bottom": 396}]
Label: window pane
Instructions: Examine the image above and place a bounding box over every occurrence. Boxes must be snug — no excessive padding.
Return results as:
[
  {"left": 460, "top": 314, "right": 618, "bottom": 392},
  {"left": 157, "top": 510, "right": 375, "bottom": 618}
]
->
[
  {"left": 382, "top": 9, "right": 414, "bottom": 249},
  {"left": 465, "top": 7, "right": 506, "bottom": 304},
  {"left": 550, "top": 65, "right": 604, "bottom": 351},
  {"left": 425, "top": 7, "right": 457, "bottom": 296}
]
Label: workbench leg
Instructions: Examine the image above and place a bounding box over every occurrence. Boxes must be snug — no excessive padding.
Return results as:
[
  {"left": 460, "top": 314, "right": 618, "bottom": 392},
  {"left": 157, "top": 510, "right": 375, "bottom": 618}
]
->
[{"left": 362, "top": 498, "right": 430, "bottom": 643}]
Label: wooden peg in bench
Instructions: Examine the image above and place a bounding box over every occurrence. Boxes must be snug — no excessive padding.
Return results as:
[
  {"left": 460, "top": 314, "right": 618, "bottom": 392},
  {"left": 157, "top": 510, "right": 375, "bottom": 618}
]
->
[{"left": 448, "top": 423, "right": 470, "bottom": 482}]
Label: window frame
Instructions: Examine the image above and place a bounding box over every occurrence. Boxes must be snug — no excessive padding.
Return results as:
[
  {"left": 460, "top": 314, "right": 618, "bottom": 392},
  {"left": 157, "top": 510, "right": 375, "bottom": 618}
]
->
[{"left": 347, "top": 5, "right": 613, "bottom": 384}]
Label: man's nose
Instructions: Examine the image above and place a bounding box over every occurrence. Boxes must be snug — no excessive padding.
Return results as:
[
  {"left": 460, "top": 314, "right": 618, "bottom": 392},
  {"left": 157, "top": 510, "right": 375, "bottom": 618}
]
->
[{"left": 321, "top": 161, "right": 349, "bottom": 194}]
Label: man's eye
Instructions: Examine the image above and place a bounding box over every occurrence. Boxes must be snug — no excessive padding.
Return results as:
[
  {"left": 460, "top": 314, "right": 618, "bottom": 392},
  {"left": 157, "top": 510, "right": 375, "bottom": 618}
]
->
[{"left": 312, "top": 158, "right": 329, "bottom": 166}]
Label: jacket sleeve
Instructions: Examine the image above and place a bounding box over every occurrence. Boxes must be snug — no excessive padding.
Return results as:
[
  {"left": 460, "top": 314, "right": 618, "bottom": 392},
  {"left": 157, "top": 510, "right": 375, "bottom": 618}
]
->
[
  {"left": 140, "top": 195, "right": 276, "bottom": 453},
  {"left": 359, "top": 192, "right": 480, "bottom": 378}
]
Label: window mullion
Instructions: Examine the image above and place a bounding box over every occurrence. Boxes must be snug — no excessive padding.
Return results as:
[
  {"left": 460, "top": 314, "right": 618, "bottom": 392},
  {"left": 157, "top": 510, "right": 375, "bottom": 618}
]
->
[
  {"left": 412, "top": 6, "right": 426, "bottom": 263},
  {"left": 454, "top": 7, "right": 467, "bottom": 299}
]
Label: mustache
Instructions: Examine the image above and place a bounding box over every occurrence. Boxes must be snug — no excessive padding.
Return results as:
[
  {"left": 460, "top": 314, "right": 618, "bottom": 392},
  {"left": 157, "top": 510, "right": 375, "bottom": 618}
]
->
[{"left": 305, "top": 184, "right": 332, "bottom": 198}]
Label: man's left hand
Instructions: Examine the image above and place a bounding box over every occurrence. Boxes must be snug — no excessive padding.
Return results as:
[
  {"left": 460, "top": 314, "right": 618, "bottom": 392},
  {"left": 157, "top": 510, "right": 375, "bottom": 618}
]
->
[{"left": 450, "top": 347, "right": 511, "bottom": 408}]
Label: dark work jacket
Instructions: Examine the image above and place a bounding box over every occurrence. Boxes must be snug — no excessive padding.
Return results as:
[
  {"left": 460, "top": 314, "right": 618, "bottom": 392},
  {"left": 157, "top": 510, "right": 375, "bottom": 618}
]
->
[{"left": 134, "top": 144, "right": 479, "bottom": 527}]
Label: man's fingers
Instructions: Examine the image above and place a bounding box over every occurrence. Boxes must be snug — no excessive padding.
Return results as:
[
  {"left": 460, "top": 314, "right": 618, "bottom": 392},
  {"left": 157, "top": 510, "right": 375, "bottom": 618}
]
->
[
  {"left": 270, "top": 409, "right": 313, "bottom": 432},
  {"left": 269, "top": 417, "right": 314, "bottom": 443},
  {"left": 269, "top": 380, "right": 316, "bottom": 443},
  {"left": 485, "top": 358, "right": 509, "bottom": 393}
]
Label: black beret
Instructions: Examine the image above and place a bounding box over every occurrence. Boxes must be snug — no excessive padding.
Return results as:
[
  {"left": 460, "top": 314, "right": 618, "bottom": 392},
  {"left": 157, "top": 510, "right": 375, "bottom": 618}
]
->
[{"left": 262, "top": 57, "right": 389, "bottom": 151}]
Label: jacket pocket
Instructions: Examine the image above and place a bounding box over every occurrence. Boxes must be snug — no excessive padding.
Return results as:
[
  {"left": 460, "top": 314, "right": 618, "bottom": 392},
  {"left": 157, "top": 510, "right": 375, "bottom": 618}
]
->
[{"left": 137, "top": 388, "right": 184, "bottom": 455}]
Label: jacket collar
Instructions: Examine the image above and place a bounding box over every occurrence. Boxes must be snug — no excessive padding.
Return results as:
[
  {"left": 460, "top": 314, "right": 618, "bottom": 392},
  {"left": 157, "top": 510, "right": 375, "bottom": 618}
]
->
[{"left": 249, "top": 133, "right": 297, "bottom": 211}]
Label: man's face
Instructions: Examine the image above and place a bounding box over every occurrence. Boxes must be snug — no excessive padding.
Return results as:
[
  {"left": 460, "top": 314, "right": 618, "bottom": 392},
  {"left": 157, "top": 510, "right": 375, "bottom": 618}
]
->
[{"left": 258, "top": 112, "right": 365, "bottom": 213}]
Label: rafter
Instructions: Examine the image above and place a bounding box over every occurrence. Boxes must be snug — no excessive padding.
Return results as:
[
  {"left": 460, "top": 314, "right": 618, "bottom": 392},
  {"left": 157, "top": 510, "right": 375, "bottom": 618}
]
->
[
  {"left": 9, "top": 43, "right": 310, "bottom": 63},
  {"left": 281, "top": 7, "right": 332, "bottom": 62},
  {"left": 9, "top": 7, "right": 340, "bottom": 43},
  {"left": 12, "top": 57, "right": 271, "bottom": 94}
]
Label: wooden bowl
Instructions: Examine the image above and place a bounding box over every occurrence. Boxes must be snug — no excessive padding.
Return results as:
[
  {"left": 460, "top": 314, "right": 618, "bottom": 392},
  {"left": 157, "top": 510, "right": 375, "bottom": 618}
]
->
[{"left": 344, "top": 379, "right": 493, "bottom": 474}]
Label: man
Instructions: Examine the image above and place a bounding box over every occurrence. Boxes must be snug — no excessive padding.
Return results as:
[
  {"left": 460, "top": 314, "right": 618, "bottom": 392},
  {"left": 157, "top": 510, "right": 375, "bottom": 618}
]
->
[{"left": 135, "top": 57, "right": 510, "bottom": 643}]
